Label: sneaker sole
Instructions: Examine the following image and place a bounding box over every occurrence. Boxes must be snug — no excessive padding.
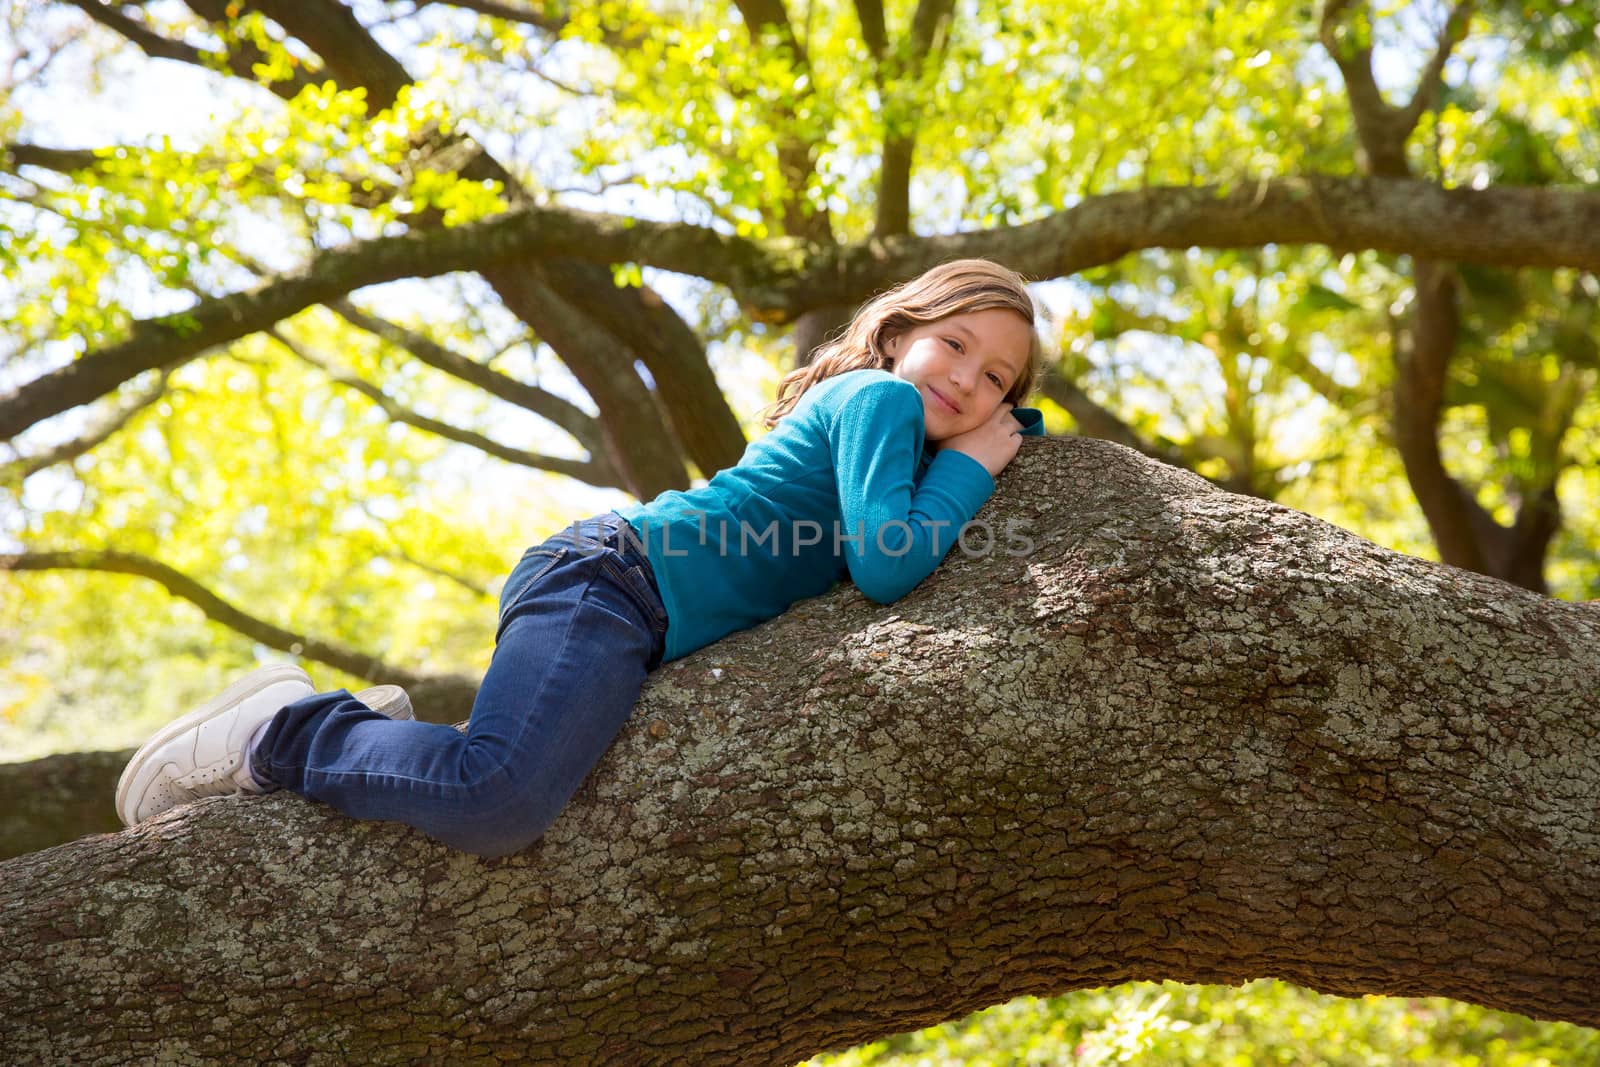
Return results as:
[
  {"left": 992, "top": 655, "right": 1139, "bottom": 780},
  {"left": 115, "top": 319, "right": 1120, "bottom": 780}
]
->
[
  {"left": 115, "top": 663, "right": 314, "bottom": 827},
  {"left": 355, "top": 684, "right": 413, "bottom": 721}
]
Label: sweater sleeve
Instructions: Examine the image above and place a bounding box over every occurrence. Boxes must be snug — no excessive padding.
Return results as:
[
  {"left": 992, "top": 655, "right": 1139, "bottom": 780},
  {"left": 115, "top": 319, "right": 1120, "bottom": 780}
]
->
[
  {"left": 829, "top": 378, "right": 995, "bottom": 604},
  {"left": 1014, "top": 406, "right": 1046, "bottom": 436}
]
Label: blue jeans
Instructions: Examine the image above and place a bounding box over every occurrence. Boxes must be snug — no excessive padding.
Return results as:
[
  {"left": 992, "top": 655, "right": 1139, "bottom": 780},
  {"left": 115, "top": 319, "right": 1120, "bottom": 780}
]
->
[{"left": 251, "top": 512, "right": 668, "bottom": 857}]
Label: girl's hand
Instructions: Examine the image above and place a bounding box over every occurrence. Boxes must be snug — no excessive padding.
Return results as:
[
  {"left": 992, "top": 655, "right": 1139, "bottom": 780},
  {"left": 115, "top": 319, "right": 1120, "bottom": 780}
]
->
[{"left": 938, "top": 403, "right": 1023, "bottom": 478}]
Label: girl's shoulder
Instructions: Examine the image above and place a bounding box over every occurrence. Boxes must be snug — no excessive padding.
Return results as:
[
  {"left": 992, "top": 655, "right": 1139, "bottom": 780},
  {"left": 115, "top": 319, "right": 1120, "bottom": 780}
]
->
[
  {"left": 787, "top": 370, "right": 922, "bottom": 442},
  {"left": 800, "top": 368, "right": 914, "bottom": 412}
]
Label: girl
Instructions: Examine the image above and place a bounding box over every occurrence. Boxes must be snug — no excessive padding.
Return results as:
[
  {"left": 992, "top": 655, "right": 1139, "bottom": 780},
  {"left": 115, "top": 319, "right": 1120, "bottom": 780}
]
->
[{"left": 115, "top": 258, "right": 1047, "bottom": 857}]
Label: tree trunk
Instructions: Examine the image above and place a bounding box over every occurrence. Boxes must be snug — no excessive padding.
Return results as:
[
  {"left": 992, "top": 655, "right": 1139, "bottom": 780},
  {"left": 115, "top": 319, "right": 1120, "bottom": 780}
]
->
[{"left": 2, "top": 438, "right": 1597, "bottom": 1064}]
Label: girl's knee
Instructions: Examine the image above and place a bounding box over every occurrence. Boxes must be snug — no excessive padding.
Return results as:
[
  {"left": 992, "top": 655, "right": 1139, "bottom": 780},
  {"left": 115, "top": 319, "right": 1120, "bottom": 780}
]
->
[{"left": 439, "top": 781, "right": 562, "bottom": 858}]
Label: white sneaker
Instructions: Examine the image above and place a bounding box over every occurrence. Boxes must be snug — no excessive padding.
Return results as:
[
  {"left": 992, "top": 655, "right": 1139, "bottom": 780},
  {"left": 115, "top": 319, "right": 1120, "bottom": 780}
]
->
[
  {"left": 115, "top": 664, "right": 315, "bottom": 827},
  {"left": 354, "top": 683, "right": 413, "bottom": 721}
]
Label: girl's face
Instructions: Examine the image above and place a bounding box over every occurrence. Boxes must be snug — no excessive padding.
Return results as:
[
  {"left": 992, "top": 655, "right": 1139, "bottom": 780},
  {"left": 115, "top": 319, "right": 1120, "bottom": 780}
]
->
[{"left": 886, "top": 308, "right": 1034, "bottom": 441}]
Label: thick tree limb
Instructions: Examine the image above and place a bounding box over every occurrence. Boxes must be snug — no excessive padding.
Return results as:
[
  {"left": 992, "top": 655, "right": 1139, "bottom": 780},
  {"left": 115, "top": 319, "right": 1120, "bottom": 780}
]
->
[
  {"left": 2, "top": 438, "right": 1598, "bottom": 1062},
  {"left": 0, "top": 750, "right": 129, "bottom": 862},
  {"left": 5, "top": 176, "right": 1599, "bottom": 446},
  {"left": 798, "top": 177, "right": 1600, "bottom": 312}
]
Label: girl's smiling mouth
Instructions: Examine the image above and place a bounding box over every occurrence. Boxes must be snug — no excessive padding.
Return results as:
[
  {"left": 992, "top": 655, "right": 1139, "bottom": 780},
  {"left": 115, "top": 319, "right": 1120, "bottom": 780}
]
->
[{"left": 928, "top": 386, "right": 961, "bottom": 414}]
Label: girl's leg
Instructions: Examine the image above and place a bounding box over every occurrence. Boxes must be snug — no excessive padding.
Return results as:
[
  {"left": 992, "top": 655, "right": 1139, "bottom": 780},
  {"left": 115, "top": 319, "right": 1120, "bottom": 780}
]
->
[
  {"left": 251, "top": 515, "right": 667, "bottom": 857},
  {"left": 113, "top": 670, "right": 415, "bottom": 826}
]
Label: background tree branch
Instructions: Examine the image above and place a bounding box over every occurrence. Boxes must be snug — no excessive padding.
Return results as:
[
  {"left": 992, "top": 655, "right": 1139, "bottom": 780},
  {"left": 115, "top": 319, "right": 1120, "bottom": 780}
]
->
[
  {"left": 271, "top": 330, "right": 625, "bottom": 487},
  {"left": 325, "top": 300, "right": 606, "bottom": 452},
  {"left": 65, "top": 0, "right": 320, "bottom": 100},
  {"left": 0, "top": 371, "right": 167, "bottom": 484},
  {"left": 0, "top": 548, "right": 474, "bottom": 710},
  {"left": 6, "top": 176, "right": 1598, "bottom": 446}
]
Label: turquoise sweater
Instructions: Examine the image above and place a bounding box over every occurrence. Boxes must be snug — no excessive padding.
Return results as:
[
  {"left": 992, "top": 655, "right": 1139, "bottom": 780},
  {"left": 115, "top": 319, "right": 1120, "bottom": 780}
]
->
[{"left": 616, "top": 369, "right": 1046, "bottom": 662}]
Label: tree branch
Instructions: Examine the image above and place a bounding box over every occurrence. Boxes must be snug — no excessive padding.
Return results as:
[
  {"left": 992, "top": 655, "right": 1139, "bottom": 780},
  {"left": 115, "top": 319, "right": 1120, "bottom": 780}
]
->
[
  {"left": 875, "top": 0, "right": 955, "bottom": 237},
  {"left": 0, "top": 373, "right": 167, "bottom": 484},
  {"left": 1390, "top": 262, "right": 1495, "bottom": 573},
  {"left": 0, "top": 548, "right": 437, "bottom": 689},
  {"left": 1318, "top": 1, "right": 1550, "bottom": 585},
  {"left": 3, "top": 142, "right": 104, "bottom": 173},
  {"left": 535, "top": 275, "right": 748, "bottom": 477},
  {"left": 419, "top": 0, "right": 568, "bottom": 35},
  {"left": 1319, "top": 0, "right": 1473, "bottom": 177},
  {"left": 325, "top": 300, "right": 605, "bottom": 453},
  {"left": 202, "top": 0, "right": 700, "bottom": 500},
  {"left": 190, "top": 0, "right": 413, "bottom": 109},
  {"left": 64, "top": 0, "right": 207, "bottom": 64},
  {"left": 1035, "top": 368, "right": 1180, "bottom": 468},
  {"left": 419, "top": 0, "right": 645, "bottom": 50},
  {"left": 730, "top": 0, "right": 833, "bottom": 243},
  {"left": 272, "top": 330, "right": 625, "bottom": 489},
  {"left": 1034, "top": 366, "right": 1268, "bottom": 496},
  {"left": 66, "top": 0, "right": 318, "bottom": 100},
  {"left": 852, "top": 0, "right": 888, "bottom": 60},
  {"left": 1396, "top": 0, "right": 1474, "bottom": 136},
  {"left": 481, "top": 267, "right": 691, "bottom": 496},
  {"left": 355, "top": 503, "right": 494, "bottom": 600},
  {"left": 2, "top": 139, "right": 399, "bottom": 209},
  {"left": 0, "top": 204, "right": 759, "bottom": 445},
  {"left": 785, "top": 177, "right": 1600, "bottom": 314},
  {"left": 7, "top": 177, "right": 1600, "bottom": 445}
]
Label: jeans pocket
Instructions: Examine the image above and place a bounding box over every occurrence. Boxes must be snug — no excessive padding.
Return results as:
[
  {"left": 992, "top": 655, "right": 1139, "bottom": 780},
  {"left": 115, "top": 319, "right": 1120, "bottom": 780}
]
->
[
  {"left": 498, "top": 546, "right": 568, "bottom": 625},
  {"left": 620, "top": 564, "right": 668, "bottom": 632}
]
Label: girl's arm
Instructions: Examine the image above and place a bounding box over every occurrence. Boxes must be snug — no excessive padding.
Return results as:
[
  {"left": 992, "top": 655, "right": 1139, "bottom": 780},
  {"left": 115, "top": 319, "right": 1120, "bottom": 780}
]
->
[{"left": 829, "top": 378, "right": 1000, "bottom": 604}]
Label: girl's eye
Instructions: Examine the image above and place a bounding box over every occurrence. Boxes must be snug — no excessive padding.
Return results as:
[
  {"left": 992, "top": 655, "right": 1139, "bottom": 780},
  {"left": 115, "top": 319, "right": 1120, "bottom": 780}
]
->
[
  {"left": 944, "top": 337, "right": 963, "bottom": 353},
  {"left": 987, "top": 373, "right": 1004, "bottom": 388}
]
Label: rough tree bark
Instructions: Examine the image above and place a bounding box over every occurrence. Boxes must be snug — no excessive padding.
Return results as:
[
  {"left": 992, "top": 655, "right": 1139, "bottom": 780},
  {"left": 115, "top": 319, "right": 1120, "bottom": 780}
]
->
[{"left": 2, "top": 438, "right": 1598, "bottom": 1064}]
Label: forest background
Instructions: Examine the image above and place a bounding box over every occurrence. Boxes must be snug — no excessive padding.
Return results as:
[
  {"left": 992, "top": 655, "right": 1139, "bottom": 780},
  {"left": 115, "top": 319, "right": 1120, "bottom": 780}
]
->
[{"left": 1, "top": 0, "right": 1597, "bottom": 1061}]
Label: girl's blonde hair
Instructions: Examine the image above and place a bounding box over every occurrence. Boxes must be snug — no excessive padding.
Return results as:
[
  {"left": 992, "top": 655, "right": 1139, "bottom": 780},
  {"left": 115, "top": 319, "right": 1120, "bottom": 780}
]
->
[{"left": 761, "top": 258, "right": 1045, "bottom": 429}]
